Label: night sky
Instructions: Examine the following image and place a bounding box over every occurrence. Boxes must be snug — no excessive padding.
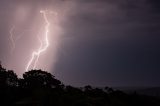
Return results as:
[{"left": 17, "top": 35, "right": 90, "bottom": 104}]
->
[{"left": 0, "top": 0, "right": 160, "bottom": 87}]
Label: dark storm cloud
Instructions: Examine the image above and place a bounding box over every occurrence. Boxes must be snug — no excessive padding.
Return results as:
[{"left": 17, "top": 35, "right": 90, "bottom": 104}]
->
[
  {"left": 0, "top": 0, "right": 160, "bottom": 87},
  {"left": 54, "top": 0, "right": 160, "bottom": 86}
]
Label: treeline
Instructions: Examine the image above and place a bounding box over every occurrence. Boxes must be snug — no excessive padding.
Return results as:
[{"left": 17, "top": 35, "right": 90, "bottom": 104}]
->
[{"left": 0, "top": 64, "right": 160, "bottom": 106}]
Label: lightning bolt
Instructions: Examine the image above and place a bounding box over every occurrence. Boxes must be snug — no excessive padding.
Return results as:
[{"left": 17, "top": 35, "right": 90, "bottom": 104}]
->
[
  {"left": 25, "top": 10, "right": 53, "bottom": 71},
  {"left": 10, "top": 25, "right": 34, "bottom": 54},
  {"left": 10, "top": 25, "right": 16, "bottom": 54}
]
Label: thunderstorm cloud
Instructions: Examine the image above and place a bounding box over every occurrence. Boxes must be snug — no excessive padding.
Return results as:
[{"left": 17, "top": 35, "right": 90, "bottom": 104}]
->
[{"left": 0, "top": 0, "right": 160, "bottom": 86}]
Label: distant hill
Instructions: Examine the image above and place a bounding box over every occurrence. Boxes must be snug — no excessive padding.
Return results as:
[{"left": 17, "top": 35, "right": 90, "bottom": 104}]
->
[{"left": 114, "top": 87, "right": 160, "bottom": 97}]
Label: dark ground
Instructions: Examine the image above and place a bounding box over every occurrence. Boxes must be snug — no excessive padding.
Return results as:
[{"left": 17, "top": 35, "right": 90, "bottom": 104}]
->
[{"left": 0, "top": 64, "right": 160, "bottom": 106}]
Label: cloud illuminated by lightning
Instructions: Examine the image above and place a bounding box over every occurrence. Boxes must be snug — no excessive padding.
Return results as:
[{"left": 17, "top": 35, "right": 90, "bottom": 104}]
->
[{"left": 25, "top": 10, "right": 55, "bottom": 71}]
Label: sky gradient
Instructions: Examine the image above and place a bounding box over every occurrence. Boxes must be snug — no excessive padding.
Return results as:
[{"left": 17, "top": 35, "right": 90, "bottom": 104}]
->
[{"left": 0, "top": 0, "right": 160, "bottom": 87}]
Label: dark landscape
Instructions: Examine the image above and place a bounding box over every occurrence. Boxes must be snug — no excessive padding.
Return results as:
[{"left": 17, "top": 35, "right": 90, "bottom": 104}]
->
[
  {"left": 0, "top": 64, "right": 160, "bottom": 106},
  {"left": 0, "top": 0, "right": 160, "bottom": 106}
]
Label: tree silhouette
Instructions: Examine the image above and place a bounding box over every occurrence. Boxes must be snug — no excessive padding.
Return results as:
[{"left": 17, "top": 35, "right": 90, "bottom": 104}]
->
[
  {"left": 0, "top": 64, "right": 7, "bottom": 88},
  {"left": 84, "top": 85, "right": 92, "bottom": 91},
  {"left": 0, "top": 64, "right": 18, "bottom": 88},
  {"left": 21, "top": 69, "right": 62, "bottom": 89},
  {"left": 6, "top": 70, "right": 18, "bottom": 87},
  {"left": 0, "top": 63, "right": 159, "bottom": 106}
]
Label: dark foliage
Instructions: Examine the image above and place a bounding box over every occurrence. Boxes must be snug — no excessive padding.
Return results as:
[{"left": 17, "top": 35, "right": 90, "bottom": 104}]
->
[
  {"left": 20, "top": 70, "right": 62, "bottom": 89},
  {"left": 0, "top": 64, "right": 160, "bottom": 106}
]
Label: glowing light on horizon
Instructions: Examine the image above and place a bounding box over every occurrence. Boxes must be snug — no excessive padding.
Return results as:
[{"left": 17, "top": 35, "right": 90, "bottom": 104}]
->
[{"left": 25, "top": 10, "right": 55, "bottom": 71}]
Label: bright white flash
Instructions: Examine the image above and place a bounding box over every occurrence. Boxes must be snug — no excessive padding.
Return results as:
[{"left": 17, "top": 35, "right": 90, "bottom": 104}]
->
[{"left": 25, "top": 10, "right": 55, "bottom": 71}]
